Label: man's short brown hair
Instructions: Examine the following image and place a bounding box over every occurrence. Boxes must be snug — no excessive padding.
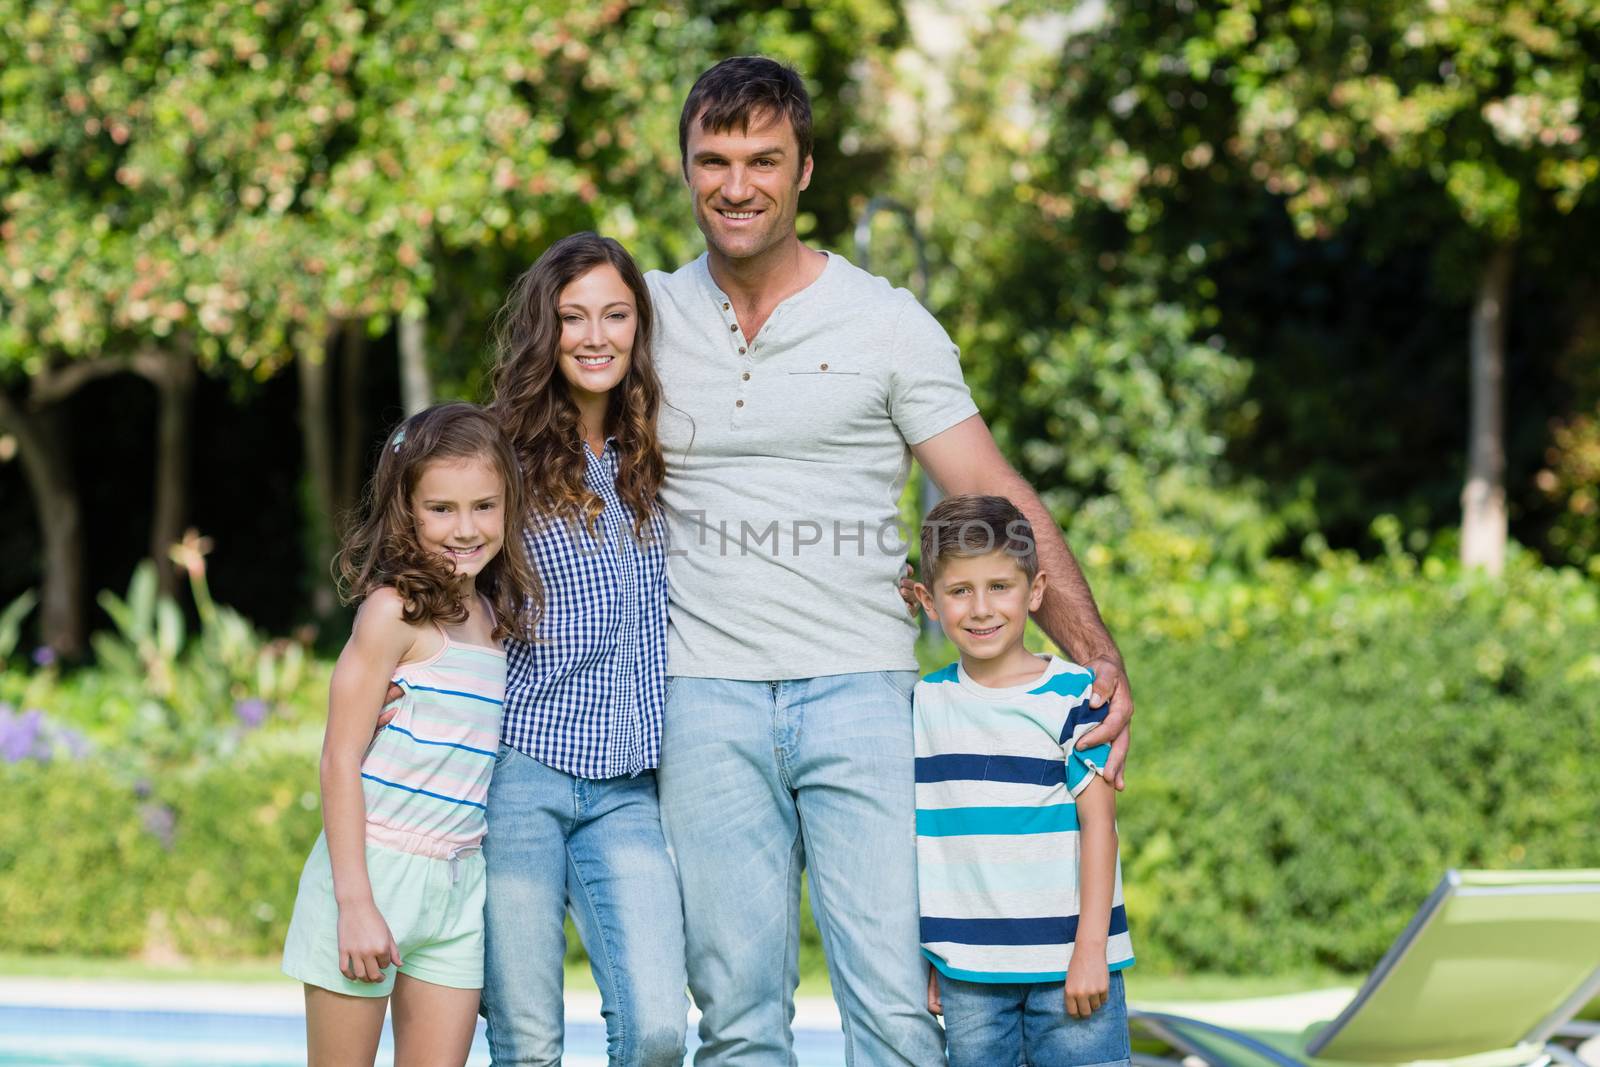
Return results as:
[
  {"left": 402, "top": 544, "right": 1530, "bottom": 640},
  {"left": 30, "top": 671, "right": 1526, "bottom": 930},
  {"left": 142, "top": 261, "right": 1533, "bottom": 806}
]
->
[
  {"left": 678, "top": 56, "right": 813, "bottom": 170},
  {"left": 919, "top": 495, "right": 1039, "bottom": 584}
]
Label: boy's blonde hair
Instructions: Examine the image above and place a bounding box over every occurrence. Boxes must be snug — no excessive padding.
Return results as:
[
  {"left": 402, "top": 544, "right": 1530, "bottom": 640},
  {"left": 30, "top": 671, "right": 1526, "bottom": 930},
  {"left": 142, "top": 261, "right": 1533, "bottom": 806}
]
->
[{"left": 919, "top": 495, "right": 1038, "bottom": 584}]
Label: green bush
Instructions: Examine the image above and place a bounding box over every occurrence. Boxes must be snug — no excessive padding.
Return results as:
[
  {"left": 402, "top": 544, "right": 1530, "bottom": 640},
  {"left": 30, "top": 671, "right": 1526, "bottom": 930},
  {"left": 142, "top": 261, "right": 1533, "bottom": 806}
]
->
[
  {"left": 0, "top": 759, "right": 156, "bottom": 954},
  {"left": 4, "top": 538, "right": 1597, "bottom": 974},
  {"left": 1091, "top": 532, "right": 1600, "bottom": 973},
  {"left": 0, "top": 560, "right": 330, "bottom": 958}
]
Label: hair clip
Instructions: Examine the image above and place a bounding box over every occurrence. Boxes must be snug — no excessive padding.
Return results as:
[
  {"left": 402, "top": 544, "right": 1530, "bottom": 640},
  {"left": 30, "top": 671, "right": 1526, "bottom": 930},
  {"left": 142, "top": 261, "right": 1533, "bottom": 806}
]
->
[{"left": 391, "top": 428, "right": 406, "bottom": 453}]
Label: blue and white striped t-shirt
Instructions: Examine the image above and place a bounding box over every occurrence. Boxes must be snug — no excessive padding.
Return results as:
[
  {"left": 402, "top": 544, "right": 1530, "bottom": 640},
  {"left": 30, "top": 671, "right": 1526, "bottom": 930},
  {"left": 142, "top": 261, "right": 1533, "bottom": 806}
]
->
[
  {"left": 501, "top": 440, "right": 668, "bottom": 780},
  {"left": 914, "top": 655, "right": 1134, "bottom": 983}
]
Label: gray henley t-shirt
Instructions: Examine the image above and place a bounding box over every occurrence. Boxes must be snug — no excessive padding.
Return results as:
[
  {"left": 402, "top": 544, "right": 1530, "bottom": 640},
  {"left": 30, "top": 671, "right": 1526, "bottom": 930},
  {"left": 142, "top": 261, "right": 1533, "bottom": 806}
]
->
[{"left": 648, "top": 251, "right": 979, "bottom": 680}]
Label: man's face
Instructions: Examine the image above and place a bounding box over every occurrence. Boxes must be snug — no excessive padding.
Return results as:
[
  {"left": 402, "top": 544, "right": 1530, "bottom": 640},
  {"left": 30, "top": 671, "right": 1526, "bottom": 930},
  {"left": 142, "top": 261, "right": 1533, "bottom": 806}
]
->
[{"left": 683, "top": 108, "right": 813, "bottom": 263}]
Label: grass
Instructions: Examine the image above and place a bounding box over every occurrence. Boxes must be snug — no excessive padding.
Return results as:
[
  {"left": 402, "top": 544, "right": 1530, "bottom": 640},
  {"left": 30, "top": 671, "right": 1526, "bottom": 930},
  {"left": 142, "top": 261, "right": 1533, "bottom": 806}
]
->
[
  {"left": 0, "top": 952, "right": 287, "bottom": 983},
  {"left": 0, "top": 952, "right": 1354, "bottom": 1003}
]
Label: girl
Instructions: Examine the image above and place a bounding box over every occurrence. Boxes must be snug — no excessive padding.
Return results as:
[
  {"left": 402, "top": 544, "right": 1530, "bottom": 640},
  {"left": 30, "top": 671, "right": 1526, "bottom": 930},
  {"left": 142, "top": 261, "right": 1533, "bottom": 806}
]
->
[
  {"left": 281, "top": 402, "right": 541, "bottom": 1067},
  {"left": 479, "top": 232, "right": 688, "bottom": 1065}
]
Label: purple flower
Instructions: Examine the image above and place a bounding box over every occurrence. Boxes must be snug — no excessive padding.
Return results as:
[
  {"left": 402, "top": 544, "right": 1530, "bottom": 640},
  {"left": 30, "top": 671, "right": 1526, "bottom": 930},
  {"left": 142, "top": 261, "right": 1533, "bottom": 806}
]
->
[
  {"left": 59, "top": 728, "right": 90, "bottom": 761},
  {"left": 133, "top": 778, "right": 153, "bottom": 799},
  {"left": 140, "top": 803, "right": 177, "bottom": 850},
  {"left": 234, "top": 698, "right": 269, "bottom": 729},
  {"left": 0, "top": 708, "right": 43, "bottom": 763},
  {"left": 30, "top": 646, "right": 56, "bottom": 668}
]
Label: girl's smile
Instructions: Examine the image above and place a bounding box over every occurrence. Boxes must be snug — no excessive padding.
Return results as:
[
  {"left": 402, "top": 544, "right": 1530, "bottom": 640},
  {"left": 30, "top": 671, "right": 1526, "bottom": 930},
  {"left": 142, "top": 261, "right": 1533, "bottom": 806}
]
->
[{"left": 411, "top": 457, "right": 506, "bottom": 584}]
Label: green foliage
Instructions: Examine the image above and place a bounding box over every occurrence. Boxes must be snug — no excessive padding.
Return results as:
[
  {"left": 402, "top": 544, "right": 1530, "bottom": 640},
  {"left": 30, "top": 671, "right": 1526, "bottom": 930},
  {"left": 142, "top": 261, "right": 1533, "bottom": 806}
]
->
[
  {"left": 1092, "top": 538, "right": 1600, "bottom": 973},
  {"left": 1031, "top": 0, "right": 1600, "bottom": 244},
  {"left": 0, "top": 0, "right": 906, "bottom": 380},
  {"left": 1537, "top": 407, "right": 1600, "bottom": 574},
  {"left": 905, "top": 2, "right": 1600, "bottom": 564},
  {"left": 45, "top": 559, "right": 324, "bottom": 772},
  {"left": 6, "top": 546, "right": 1598, "bottom": 972},
  {"left": 895, "top": 14, "right": 1276, "bottom": 566},
  {"left": 0, "top": 589, "right": 36, "bottom": 663},
  {"left": 0, "top": 559, "right": 327, "bottom": 956},
  {"left": 0, "top": 760, "right": 155, "bottom": 955},
  {"left": 0, "top": 747, "right": 324, "bottom": 957}
]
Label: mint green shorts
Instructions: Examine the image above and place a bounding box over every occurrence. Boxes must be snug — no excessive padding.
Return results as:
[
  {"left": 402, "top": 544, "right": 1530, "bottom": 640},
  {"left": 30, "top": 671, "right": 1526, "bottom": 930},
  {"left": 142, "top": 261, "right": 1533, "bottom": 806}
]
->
[{"left": 281, "top": 832, "right": 486, "bottom": 997}]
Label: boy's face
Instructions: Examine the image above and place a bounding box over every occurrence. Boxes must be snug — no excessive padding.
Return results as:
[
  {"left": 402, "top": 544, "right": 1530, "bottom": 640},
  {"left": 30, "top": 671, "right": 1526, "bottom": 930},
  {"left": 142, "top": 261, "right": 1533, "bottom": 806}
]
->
[{"left": 915, "top": 550, "right": 1046, "bottom": 663}]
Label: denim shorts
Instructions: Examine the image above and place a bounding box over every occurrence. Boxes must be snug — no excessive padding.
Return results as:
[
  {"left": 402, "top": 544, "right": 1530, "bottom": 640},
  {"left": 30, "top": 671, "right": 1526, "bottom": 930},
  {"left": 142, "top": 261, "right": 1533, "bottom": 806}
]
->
[
  {"left": 281, "top": 831, "right": 486, "bottom": 997},
  {"left": 938, "top": 968, "right": 1131, "bottom": 1067}
]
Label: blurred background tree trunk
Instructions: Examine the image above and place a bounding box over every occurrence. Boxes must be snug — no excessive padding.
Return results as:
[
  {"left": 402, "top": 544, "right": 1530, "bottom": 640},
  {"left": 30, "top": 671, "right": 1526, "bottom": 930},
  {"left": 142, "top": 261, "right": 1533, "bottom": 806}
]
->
[
  {"left": 0, "top": 394, "right": 85, "bottom": 658},
  {"left": 1461, "top": 243, "right": 1514, "bottom": 575},
  {"left": 138, "top": 345, "right": 197, "bottom": 597},
  {"left": 398, "top": 308, "right": 432, "bottom": 418},
  {"left": 297, "top": 331, "right": 338, "bottom": 623}
]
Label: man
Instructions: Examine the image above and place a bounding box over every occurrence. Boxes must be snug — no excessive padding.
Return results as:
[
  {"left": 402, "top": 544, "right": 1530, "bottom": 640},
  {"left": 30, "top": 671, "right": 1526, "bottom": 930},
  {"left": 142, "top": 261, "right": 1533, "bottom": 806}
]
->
[{"left": 648, "top": 56, "right": 1135, "bottom": 1066}]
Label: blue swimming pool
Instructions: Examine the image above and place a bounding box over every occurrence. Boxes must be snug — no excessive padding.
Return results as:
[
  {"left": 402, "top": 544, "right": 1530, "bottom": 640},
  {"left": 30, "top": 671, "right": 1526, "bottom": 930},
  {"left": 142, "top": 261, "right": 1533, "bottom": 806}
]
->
[{"left": 0, "top": 1005, "right": 847, "bottom": 1066}]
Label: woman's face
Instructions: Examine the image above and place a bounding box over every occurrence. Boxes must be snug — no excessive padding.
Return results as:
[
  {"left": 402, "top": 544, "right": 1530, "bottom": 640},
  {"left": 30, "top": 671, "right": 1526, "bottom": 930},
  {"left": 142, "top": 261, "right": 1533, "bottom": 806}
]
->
[{"left": 556, "top": 263, "right": 636, "bottom": 407}]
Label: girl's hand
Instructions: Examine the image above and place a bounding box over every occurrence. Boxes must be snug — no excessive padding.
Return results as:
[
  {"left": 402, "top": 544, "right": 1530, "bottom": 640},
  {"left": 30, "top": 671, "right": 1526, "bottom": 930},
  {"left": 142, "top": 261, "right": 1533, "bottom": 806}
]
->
[
  {"left": 1064, "top": 956, "right": 1108, "bottom": 1019},
  {"left": 336, "top": 899, "right": 403, "bottom": 983},
  {"left": 926, "top": 966, "right": 943, "bottom": 1015}
]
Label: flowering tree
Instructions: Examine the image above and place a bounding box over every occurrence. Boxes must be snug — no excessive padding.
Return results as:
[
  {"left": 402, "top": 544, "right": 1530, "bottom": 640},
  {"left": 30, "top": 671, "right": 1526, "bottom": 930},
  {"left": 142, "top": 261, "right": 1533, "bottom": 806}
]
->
[{"left": 2, "top": 0, "right": 904, "bottom": 650}]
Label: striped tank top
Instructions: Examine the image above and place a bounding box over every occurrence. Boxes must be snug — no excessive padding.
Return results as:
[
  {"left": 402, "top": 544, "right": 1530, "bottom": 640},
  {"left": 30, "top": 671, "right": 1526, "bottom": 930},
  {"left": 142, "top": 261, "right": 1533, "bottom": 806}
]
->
[{"left": 360, "top": 627, "right": 507, "bottom": 855}]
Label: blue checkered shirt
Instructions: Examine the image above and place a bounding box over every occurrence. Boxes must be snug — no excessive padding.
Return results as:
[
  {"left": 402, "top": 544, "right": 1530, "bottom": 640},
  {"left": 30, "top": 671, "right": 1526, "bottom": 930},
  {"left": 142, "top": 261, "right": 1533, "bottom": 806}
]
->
[{"left": 501, "top": 441, "right": 668, "bottom": 779}]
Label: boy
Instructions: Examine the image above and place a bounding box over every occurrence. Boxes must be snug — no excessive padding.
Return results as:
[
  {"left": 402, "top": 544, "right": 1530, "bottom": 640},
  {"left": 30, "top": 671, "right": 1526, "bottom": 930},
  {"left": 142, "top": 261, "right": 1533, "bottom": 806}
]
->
[{"left": 913, "top": 495, "right": 1134, "bottom": 1067}]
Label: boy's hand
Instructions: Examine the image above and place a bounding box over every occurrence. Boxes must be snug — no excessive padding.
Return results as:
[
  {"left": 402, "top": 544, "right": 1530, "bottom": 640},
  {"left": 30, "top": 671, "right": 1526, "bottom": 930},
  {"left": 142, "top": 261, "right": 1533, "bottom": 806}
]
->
[
  {"left": 1064, "top": 955, "right": 1109, "bottom": 1019},
  {"left": 337, "top": 898, "right": 402, "bottom": 983},
  {"left": 926, "top": 966, "right": 942, "bottom": 1015}
]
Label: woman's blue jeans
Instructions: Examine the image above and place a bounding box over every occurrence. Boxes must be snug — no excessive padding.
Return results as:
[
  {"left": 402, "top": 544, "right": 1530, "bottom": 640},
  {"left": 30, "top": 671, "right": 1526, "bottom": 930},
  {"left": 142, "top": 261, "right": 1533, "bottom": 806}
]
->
[{"left": 481, "top": 745, "right": 688, "bottom": 1066}]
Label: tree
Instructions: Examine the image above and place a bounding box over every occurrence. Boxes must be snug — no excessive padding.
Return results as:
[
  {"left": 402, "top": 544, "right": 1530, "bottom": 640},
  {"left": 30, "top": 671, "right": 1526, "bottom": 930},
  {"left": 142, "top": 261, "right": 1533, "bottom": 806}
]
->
[
  {"left": 1032, "top": 0, "right": 1600, "bottom": 574},
  {"left": 880, "top": 9, "right": 1272, "bottom": 568},
  {"left": 1, "top": 0, "right": 910, "bottom": 648},
  {"left": 0, "top": 0, "right": 366, "bottom": 647}
]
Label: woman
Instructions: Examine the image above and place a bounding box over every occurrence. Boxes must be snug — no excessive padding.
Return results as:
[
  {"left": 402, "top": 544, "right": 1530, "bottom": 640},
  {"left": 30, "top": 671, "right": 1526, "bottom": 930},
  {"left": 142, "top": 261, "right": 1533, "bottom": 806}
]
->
[{"left": 481, "top": 232, "right": 686, "bottom": 1066}]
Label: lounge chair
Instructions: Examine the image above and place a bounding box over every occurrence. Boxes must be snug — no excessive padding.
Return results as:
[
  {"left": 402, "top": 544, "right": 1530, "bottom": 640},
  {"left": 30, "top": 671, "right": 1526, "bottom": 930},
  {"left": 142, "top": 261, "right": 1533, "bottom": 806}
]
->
[{"left": 1130, "top": 869, "right": 1600, "bottom": 1067}]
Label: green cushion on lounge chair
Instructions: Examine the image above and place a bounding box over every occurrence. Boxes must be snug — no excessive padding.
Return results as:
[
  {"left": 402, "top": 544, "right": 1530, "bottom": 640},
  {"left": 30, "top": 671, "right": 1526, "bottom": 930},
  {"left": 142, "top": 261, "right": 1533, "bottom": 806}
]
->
[
  {"left": 1313, "top": 870, "right": 1600, "bottom": 1062},
  {"left": 1131, "top": 869, "right": 1600, "bottom": 1067}
]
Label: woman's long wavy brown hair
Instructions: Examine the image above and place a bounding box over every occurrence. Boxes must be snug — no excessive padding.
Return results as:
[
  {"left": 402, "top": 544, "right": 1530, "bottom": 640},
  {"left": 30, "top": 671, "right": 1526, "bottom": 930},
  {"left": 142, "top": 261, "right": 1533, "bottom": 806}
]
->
[
  {"left": 335, "top": 402, "right": 543, "bottom": 642},
  {"left": 488, "top": 232, "right": 664, "bottom": 538}
]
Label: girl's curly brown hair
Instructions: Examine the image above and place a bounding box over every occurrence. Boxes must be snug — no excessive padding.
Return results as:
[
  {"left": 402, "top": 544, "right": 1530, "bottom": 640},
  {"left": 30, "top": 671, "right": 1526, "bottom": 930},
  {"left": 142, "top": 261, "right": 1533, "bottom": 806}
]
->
[
  {"left": 488, "top": 232, "right": 664, "bottom": 539},
  {"left": 334, "top": 402, "right": 542, "bottom": 642}
]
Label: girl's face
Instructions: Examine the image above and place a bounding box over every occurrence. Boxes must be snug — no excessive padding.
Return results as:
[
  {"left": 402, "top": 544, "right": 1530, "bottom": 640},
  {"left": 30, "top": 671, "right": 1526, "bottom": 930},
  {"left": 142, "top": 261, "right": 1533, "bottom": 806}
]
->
[
  {"left": 411, "top": 455, "right": 506, "bottom": 587},
  {"left": 556, "top": 264, "right": 636, "bottom": 406}
]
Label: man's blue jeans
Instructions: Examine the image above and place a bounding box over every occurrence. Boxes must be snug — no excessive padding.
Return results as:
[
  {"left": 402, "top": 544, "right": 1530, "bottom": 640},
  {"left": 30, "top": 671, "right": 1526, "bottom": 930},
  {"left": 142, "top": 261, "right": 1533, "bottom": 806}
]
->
[
  {"left": 481, "top": 744, "right": 688, "bottom": 1066},
  {"left": 657, "top": 672, "right": 944, "bottom": 1066}
]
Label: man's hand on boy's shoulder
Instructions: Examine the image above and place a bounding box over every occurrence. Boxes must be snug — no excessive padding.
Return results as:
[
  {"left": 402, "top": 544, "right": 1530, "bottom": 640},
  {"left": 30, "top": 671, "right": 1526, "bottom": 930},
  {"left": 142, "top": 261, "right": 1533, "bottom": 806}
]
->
[
  {"left": 1064, "top": 953, "right": 1109, "bottom": 1019},
  {"left": 1076, "top": 655, "right": 1133, "bottom": 791}
]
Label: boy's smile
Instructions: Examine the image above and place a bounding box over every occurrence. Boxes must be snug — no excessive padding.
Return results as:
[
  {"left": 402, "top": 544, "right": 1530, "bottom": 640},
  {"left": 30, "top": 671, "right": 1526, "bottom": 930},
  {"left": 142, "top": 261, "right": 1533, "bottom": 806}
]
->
[{"left": 917, "top": 549, "right": 1048, "bottom": 680}]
